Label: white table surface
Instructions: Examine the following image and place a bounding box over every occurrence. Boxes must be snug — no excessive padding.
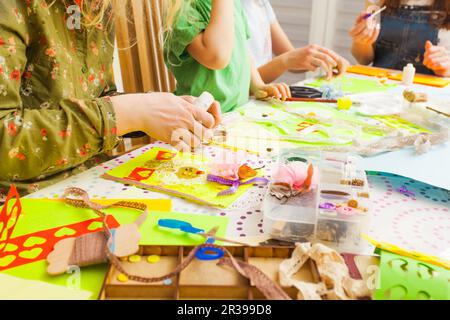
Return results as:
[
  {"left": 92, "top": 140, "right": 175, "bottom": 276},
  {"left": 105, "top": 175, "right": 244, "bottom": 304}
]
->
[{"left": 26, "top": 75, "right": 450, "bottom": 259}]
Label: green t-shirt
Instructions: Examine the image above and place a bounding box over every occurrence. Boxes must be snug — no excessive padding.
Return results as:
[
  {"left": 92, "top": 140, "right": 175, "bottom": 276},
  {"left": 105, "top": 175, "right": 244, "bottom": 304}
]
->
[{"left": 164, "top": 0, "right": 251, "bottom": 113}]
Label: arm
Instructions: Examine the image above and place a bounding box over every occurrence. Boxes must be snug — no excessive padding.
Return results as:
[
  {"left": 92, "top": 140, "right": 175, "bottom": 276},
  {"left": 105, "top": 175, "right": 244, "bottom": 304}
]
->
[
  {"left": 350, "top": 12, "right": 380, "bottom": 65},
  {"left": 257, "top": 21, "right": 294, "bottom": 83},
  {"left": 187, "top": 0, "right": 234, "bottom": 70},
  {"left": 249, "top": 54, "right": 290, "bottom": 101},
  {"left": 0, "top": 30, "right": 119, "bottom": 181}
]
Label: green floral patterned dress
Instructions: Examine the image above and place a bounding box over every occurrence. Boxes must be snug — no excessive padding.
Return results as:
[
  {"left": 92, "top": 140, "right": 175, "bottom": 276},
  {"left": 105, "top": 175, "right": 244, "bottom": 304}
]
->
[{"left": 0, "top": 0, "right": 121, "bottom": 196}]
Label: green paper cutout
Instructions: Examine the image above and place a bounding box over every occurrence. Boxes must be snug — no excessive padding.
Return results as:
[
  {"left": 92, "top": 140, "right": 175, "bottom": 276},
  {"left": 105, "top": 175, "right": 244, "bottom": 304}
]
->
[
  {"left": 23, "top": 236, "right": 47, "bottom": 247},
  {"left": 0, "top": 255, "right": 16, "bottom": 267},
  {"left": 18, "top": 248, "right": 43, "bottom": 260},
  {"left": 306, "top": 76, "right": 397, "bottom": 94},
  {"left": 54, "top": 227, "right": 77, "bottom": 238},
  {"left": 139, "top": 211, "right": 229, "bottom": 246},
  {"left": 87, "top": 221, "right": 103, "bottom": 231},
  {"left": 375, "top": 250, "right": 450, "bottom": 300}
]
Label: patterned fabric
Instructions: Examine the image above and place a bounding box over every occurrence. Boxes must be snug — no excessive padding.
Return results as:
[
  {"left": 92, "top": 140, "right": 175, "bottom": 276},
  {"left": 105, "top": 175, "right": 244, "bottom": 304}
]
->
[{"left": 0, "top": 0, "right": 120, "bottom": 196}]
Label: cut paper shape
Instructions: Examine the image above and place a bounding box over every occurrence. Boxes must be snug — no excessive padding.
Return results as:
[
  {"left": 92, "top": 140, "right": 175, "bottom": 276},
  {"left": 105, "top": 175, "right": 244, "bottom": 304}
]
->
[
  {"left": 0, "top": 198, "right": 171, "bottom": 299},
  {"left": 87, "top": 221, "right": 103, "bottom": 231},
  {"left": 54, "top": 227, "right": 77, "bottom": 238},
  {"left": 0, "top": 274, "right": 92, "bottom": 300},
  {"left": 4, "top": 244, "right": 18, "bottom": 253},
  {"left": 0, "top": 255, "right": 16, "bottom": 267},
  {"left": 0, "top": 186, "right": 22, "bottom": 251},
  {"left": 23, "top": 237, "right": 47, "bottom": 247},
  {"left": 0, "top": 215, "right": 119, "bottom": 271},
  {"left": 139, "top": 211, "right": 230, "bottom": 246},
  {"left": 306, "top": 76, "right": 397, "bottom": 94},
  {"left": 102, "top": 147, "right": 264, "bottom": 208},
  {"left": 19, "top": 248, "right": 43, "bottom": 260}
]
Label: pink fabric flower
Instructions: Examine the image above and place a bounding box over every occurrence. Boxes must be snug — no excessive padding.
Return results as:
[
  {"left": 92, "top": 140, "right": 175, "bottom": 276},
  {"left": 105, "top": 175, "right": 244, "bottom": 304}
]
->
[
  {"left": 273, "top": 162, "right": 318, "bottom": 191},
  {"left": 209, "top": 150, "right": 248, "bottom": 180}
]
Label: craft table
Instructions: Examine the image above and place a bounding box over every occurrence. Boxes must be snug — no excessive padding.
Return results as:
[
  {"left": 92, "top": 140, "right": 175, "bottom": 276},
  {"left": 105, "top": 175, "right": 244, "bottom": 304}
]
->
[{"left": 4, "top": 73, "right": 449, "bottom": 299}]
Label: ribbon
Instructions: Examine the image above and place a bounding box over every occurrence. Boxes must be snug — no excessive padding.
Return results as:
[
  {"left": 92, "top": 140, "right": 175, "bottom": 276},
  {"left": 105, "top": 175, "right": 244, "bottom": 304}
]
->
[{"left": 207, "top": 174, "right": 269, "bottom": 196}]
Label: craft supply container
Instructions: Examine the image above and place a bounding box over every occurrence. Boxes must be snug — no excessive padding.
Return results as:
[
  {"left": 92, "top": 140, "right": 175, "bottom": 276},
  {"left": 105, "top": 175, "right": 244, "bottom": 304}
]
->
[{"left": 263, "top": 150, "right": 372, "bottom": 254}]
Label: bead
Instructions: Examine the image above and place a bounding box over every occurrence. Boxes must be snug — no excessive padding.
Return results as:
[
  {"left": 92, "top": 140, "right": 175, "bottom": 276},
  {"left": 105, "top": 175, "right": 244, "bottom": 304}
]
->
[
  {"left": 128, "top": 255, "right": 142, "bottom": 263},
  {"left": 319, "top": 202, "right": 336, "bottom": 210},
  {"left": 163, "top": 279, "right": 173, "bottom": 286},
  {"left": 337, "top": 206, "right": 357, "bottom": 216},
  {"left": 337, "top": 97, "right": 352, "bottom": 110},
  {"left": 347, "top": 199, "right": 358, "bottom": 208},
  {"left": 117, "top": 273, "right": 129, "bottom": 283},
  {"left": 147, "top": 255, "right": 161, "bottom": 264}
]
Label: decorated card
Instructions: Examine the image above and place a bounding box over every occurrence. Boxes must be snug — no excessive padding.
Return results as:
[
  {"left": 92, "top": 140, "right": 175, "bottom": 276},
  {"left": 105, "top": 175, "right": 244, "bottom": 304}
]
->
[{"left": 102, "top": 148, "right": 267, "bottom": 208}]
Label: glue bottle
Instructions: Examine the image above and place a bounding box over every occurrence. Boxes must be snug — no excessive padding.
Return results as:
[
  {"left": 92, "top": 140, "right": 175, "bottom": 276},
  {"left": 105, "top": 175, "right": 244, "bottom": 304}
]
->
[{"left": 402, "top": 63, "right": 416, "bottom": 86}]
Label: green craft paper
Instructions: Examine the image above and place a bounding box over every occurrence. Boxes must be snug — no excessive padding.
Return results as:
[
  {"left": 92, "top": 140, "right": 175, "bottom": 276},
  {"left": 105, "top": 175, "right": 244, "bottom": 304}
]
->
[
  {"left": 3, "top": 261, "right": 105, "bottom": 300},
  {"left": 306, "top": 76, "right": 397, "bottom": 94},
  {"left": 375, "top": 250, "right": 450, "bottom": 300},
  {"left": 103, "top": 147, "right": 261, "bottom": 208},
  {"left": 139, "top": 211, "right": 229, "bottom": 246}
]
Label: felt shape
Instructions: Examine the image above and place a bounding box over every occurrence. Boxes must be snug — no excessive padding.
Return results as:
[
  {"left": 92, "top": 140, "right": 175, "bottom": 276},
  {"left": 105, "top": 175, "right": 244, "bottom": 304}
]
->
[
  {"left": 0, "top": 215, "right": 119, "bottom": 271},
  {"left": 102, "top": 147, "right": 264, "bottom": 208},
  {"left": 139, "top": 211, "right": 229, "bottom": 246}
]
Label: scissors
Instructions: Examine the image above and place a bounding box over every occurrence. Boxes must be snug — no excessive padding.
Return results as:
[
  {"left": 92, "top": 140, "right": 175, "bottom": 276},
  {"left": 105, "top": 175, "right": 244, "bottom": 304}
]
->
[{"left": 158, "top": 219, "right": 248, "bottom": 261}]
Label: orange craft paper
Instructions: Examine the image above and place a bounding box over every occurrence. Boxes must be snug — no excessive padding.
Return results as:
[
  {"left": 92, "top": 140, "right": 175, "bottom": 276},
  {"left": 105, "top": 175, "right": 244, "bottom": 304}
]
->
[{"left": 347, "top": 65, "right": 450, "bottom": 88}]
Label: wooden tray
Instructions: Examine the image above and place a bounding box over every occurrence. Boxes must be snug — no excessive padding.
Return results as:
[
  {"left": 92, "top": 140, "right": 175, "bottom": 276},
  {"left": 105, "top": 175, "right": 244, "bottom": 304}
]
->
[{"left": 99, "top": 245, "right": 377, "bottom": 300}]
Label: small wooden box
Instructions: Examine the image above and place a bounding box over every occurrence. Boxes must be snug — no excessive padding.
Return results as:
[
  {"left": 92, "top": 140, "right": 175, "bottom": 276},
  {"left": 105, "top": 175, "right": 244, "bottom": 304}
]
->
[{"left": 99, "top": 245, "right": 376, "bottom": 300}]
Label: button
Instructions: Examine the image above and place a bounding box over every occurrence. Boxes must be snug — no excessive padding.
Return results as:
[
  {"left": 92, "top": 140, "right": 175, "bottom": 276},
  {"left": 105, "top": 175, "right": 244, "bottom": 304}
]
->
[
  {"left": 117, "top": 273, "right": 129, "bottom": 283},
  {"left": 128, "top": 255, "right": 142, "bottom": 263},
  {"left": 147, "top": 255, "right": 160, "bottom": 264},
  {"left": 81, "top": 67, "right": 87, "bottom": 73}
]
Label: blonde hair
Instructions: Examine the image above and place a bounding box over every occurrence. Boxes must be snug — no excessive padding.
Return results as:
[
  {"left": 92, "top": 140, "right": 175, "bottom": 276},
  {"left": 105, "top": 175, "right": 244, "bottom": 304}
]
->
[{"left": 162, "top": 0, "right": 197, "bottom": 36}]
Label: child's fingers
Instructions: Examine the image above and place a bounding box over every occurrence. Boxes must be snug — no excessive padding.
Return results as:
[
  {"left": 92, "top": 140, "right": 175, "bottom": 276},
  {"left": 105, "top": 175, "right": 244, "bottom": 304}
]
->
[
  {"left": 207, "top": 101, "right": 222, "bottom": 128},
  {"left": 315, "top": 51, "right": 338, "bottom": 68},
  {"left": 312, "top": 57, "right": 332, "bottom": 80},
  {"left": 254, "top": 89, "right": 269, "bottom": 100},
  {"left": 275, "top": 83, "right": 290, "bottom": 101},
  {"left": 282, "top": 83, "right": 292, "bottom": 98},
  {"left": 350, "top": 21, "right": 368, "bottom": 37},
  {"left": 269, "top": 85, "right": 282, "bottom": 100}
]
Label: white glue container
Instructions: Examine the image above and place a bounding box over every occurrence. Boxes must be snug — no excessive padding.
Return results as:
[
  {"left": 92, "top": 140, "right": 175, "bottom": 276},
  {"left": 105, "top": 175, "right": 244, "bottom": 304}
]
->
[
  {"left": 402, "top": 63, "right": 416, "bottom": 86},
  {"left": 194, "top": 91, "right": 215, "bottom": 110}
]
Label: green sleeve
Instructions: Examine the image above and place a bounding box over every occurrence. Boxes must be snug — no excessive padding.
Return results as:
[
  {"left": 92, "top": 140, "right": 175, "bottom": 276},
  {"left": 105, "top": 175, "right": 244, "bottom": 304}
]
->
[
  {"left": 164, "top": 3, "right": 208, "bottom": 68},
  {"left": 0, "top": 4, "right": 119, "bottom": 182}
]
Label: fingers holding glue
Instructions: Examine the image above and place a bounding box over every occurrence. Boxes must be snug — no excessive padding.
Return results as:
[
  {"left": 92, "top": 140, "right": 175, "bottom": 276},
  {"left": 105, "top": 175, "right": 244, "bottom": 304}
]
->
[{"left": 185, "top": 93, "right": 222, "bottom": 128}]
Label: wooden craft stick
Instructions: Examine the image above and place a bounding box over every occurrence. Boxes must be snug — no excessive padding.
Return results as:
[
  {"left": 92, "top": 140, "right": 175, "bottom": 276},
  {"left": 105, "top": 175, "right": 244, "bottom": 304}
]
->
[
  {"left": 426, "top": 106, "right": 450, "bottom": 118},
  {"left": 287, "top": 97, "right": 337, "bottom": 103},
  {"left": 364, "top": 6, "right": 387, "bottom": 19}
]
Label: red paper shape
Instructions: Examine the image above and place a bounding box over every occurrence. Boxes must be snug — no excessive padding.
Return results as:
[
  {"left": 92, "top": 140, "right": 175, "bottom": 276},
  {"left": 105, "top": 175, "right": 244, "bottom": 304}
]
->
[
  {"left": 0, "top": 215, "right": 119, "bottom": 271},
  {"left": 156, "top": 150, "right": 176, "bottom": 161},
  {"left": 0, "top": 185, "right": 22, "bottom": 253},
  {"left": 126, "top": 167, "right": 155, "bottom": 182}
]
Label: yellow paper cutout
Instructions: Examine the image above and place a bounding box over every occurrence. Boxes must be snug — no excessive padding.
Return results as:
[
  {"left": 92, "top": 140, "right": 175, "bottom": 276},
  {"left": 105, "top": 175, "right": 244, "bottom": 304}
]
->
[
  {"left": 23, "top": 237, "right": 47, "bottom": 248},
  {"left": 362, "top": 234, "right": 450, "bottom": 270}
]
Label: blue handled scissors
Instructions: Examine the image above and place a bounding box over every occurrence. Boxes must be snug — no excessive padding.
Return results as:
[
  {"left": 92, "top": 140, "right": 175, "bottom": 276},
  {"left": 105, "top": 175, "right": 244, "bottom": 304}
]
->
[{"left": 158, "top": 219, "right": 226, "bottom": 261}]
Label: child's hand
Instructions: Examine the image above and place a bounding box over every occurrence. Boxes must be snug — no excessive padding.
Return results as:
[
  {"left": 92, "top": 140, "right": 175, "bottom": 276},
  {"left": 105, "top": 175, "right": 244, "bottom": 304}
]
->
[
  {"left": 284, "top": 45, "right": 350, "bottom": 80},
  {"left": 349, "top": 11, "right": 381, "bottom": 46},
  {"left": 253, "top": 83, "right": 291, "bottom": 101},
  {"left": 424, "top": 41, "right": 450, "bottom": 77}
]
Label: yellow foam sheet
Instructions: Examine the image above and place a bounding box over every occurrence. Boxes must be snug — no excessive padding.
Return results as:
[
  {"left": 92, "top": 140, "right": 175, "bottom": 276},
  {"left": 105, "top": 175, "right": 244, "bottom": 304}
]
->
[
  {"left": 0, "top": 273, "right": 92, "bottom": 300},
  {"left": 103, "top": 148, "right": 263, "bottom": 208}
]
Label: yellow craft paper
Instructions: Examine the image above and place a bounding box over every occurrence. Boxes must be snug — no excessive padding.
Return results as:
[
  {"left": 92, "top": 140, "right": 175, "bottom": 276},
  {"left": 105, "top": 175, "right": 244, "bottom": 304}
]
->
[
  {"left": 0, "top": 273, "right": 92, "bottom": 300},
  {"left": 103, "top": 147, "right": 263, "bottom": 208}
]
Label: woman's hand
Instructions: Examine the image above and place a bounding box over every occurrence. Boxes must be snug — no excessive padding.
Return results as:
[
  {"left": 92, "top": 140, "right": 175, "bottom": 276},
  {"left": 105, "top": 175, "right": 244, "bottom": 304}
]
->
[
  {"left": 424, "top": 41, "right": 450, "bottom": 77},
  {"left": 111, "top": 92, "right": 220, "bottom": 150},
  {"left": 349, "top": 11, "right": 381, "bottom": 46},
  {"left": 282, "top": 45, "right": 350, "bottom": 80},
  {"left": 253, "top": 83, "right": 291, "bottom": 101}
]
